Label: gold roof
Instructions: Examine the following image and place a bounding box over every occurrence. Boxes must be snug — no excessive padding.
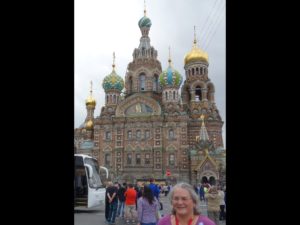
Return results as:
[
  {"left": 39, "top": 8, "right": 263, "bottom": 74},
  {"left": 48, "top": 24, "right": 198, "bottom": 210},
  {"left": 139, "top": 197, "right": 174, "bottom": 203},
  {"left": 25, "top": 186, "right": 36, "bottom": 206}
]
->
[
  {"left": 184, "top": 27, "right": 208, "bottom": 65},
  {"left": 85, "top": 120, "right": 93, "bottom": 130},
  {"left": 184, "top": 40, "right": 209, "bottom": 65},
  {"left": 85, "top": 81, "right": 96, "bottom": 107}
]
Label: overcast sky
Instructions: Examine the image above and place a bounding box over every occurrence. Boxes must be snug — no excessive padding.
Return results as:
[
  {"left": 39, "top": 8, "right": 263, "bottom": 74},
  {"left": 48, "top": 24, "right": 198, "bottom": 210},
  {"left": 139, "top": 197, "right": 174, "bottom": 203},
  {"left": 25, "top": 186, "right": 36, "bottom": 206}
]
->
[{"left": 75, "top": 0, "right": 226, "bottom": 147}]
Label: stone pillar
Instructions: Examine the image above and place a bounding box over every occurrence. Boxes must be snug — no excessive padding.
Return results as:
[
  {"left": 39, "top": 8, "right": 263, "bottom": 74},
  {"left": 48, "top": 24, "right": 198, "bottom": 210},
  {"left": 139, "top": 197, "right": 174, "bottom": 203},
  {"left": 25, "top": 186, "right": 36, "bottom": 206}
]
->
[
  {"left": 202, "top": 88, "right": 208, "bottom": 101},
  {"left": 190, "top": 90, "right": 195, "bottom": 102}
]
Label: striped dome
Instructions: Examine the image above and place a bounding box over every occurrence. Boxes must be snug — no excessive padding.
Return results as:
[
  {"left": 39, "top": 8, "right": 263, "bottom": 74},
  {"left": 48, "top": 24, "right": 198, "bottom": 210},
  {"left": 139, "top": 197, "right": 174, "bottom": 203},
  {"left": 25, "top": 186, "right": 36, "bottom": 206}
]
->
[
  {"left": 159, "top": 65, "right": 183, "bottom": 88},
  {"left": 102, "top": 70, "right": 124, "bottom": 92},
  {"left": 138, "top": 16, "right": 152, "bottom": 28}
]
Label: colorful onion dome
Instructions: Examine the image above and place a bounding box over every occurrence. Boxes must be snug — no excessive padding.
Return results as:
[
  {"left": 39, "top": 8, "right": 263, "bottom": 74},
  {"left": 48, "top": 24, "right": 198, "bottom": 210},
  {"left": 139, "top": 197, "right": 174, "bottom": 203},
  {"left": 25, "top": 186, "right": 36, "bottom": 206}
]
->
[
  {"left": 138, "top": 5, "right": 152, "bottom": 28},
  {"left": 159, "top": 48, "right": 183, "bottom": 88},
  {"left": 102, "top": 69, "right": 124, "bottom": 92},
  {"left": 102, "top": 53, "right": 124, "bottom": 92},
  {"left": 138, "top": 16, "right": 152, "bottom": 28}
]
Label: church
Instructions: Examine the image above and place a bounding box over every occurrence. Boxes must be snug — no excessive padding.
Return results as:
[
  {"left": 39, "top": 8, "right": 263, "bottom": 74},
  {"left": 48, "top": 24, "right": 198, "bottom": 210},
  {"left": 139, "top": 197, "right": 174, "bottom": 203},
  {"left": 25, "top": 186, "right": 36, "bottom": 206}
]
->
[{"left": 74, "top": 6, "right": 225, "bottom": 186}]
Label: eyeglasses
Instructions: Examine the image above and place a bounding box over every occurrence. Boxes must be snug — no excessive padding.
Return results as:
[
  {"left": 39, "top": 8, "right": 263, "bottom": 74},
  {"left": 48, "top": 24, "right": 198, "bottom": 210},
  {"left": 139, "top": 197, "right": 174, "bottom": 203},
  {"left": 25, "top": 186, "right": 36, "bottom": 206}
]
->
[{"left": 172, "top": 197, "right": 191, "bottom": 202}]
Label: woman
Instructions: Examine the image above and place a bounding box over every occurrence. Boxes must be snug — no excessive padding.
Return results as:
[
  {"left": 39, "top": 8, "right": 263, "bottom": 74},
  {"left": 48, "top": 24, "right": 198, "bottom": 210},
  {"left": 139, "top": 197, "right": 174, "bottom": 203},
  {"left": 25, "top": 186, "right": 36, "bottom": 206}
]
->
[
  {"left": 205, "top": 186, "right": 221, "bottom": 225},
  {"left": 137, "top": 185, "right": 160, "bottom": 225},
  {"left": 158, "top": 182, "right": 216, "bottom": 225}
]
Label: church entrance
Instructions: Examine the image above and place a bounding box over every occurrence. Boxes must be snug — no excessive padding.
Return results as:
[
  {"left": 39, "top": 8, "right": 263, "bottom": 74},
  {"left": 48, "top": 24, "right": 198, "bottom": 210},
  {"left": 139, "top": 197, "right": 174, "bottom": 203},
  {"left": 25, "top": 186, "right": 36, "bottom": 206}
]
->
[
  {"left": 201, "top": 176, "right": 216, "bottom": 185},
  {"left": 209, "top": 176, "right": 216, "bottom": 185},
  {"left": 201, "top": 176, "right": 208, "bottom": 184}
]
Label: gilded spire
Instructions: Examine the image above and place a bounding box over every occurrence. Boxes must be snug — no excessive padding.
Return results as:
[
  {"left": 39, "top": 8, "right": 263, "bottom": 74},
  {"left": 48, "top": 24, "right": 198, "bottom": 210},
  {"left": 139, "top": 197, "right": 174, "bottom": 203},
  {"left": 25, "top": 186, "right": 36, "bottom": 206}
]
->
[
  {"left": 168, "top": 46, "right": 172, "bottom": 65},
  {"left": 89, "top": 80, "right": 93, "bottom": 96},
  {"left": 144, "top": 0, "right": 147, "bottom": 16},
  {"left": 112, "top": 52, "right": 116, "bottom": 70},
  {"left": 193, "top": 25, "right": 197, "bottom": 46},
  {"left": 86, "top": 80, "right": 96, "bottom": 107}
]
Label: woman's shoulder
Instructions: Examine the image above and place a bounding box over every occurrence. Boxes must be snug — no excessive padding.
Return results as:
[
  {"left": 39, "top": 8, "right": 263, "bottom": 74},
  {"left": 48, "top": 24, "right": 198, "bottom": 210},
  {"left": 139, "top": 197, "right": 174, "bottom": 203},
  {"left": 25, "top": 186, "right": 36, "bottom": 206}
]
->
[
  {"left": 198, "top": 215, "right": 216, "bottom": 225},
  {"left": 157, "top": 214, "right": 171, "bottom": 225}
]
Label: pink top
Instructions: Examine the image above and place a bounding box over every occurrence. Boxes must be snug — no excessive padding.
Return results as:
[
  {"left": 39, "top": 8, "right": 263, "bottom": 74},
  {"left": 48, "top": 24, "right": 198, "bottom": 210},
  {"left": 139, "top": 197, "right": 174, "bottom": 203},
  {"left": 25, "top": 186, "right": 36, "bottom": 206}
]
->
[{"left": 157, "top": 214, "right": 216, "bottom": 225}]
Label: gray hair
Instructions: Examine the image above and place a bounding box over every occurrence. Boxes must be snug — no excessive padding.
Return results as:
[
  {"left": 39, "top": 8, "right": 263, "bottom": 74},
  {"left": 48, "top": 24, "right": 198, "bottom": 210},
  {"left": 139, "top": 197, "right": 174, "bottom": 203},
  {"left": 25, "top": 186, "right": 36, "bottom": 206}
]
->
[{"left": 168, "top": 182, "right": 201, "bottom": 215}]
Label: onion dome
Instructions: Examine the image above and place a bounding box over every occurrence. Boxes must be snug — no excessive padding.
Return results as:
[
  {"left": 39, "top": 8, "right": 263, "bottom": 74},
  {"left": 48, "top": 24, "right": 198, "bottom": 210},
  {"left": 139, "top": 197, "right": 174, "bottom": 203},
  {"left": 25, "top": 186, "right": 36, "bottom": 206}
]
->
[
  {"left": 159, "top": 48, "right": 183, "bottom": 88},
  {"left": 85, "top": 81, "right": 96, "bottom": 107},
  {"left": 138, "top": 3, "right": 152, "bottom": 28},
  {"left": 138, "top": 15, "right": 152, "bottom": 28},
  {"left": 85, "top": 119, "right": 93, "bottom": 130},
  {"left": 102, "top": 52, "right": 124, "bottom": 92},
  {"left": 184, "top": 27, "right": 209, "bottom": 65}
]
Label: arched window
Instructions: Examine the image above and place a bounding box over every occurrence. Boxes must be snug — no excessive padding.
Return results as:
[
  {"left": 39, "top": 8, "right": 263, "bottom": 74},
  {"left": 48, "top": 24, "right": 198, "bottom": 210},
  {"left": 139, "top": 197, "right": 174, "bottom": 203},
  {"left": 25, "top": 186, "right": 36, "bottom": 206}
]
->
[
  {"left": 200, "top": 67, "right": 203, "bottom": 75},
  {"left": 195, "top": 86, "right": 202, "bottom": 101},
  {"left": 169, "top": 129, "right": 175, "bottom": 139},
  {"left": 196, "top": 67, "right": 199, "bottom": 74},
  {"left": 129, "top": 77, "right": 133, "bottom": 93},
  {"left": 136, "top": 154, "right": 141, "bottom": 165},
  {"left": 139, "top": 74, "right": 146, "bottom": 91},
  {"left": 165, "top": 92, "right": 168, "bottom": 100},
  {"left": 105, "top": 153, "right": 110, "bottom": 166},
  {"left": 192, "top": 68, "right": 195, "bottom": 75},
  {"left": 169, "top": 154, "right": 175, "bottom": 165},
  {"left": 136, "top": 130, "right": 141, "bottom": 139},
  {"left": 153, "top": 74, "right": 159, "bottom": 91},
  {"left": 127, "top": 153, "right": 132, "bottom": 164},
  {"left": 106, "top": 131, "right": 111, "bottom": 140},
  {"left": 128, "top": 131, "right": 132, "bottom": 140},
  {"left": 173, "top": 91, "right": 176, "bottom": 100},
  {"left": 106, "top": 95, "right": 109, "bottom": 104},
  {"left": 113, "top": 95, "right": 116, "bottom": 103},
  {"left": 145, "top": 153, "right": 150, "bottom": 164},
  {"left": 145, "top": 130, "right": 150, "bottom": 139}
]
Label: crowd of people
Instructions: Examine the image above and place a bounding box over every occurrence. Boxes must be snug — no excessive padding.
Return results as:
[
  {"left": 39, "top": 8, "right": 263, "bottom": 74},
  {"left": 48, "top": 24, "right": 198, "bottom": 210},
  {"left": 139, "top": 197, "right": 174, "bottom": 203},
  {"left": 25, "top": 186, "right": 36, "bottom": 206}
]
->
[{"left": 104, "top": 179, "right": 226, "bottom": 225}]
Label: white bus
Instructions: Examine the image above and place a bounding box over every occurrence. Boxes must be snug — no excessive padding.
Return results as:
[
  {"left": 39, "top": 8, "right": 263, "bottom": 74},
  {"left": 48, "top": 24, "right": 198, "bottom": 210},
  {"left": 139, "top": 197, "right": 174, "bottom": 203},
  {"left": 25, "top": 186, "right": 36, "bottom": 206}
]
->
[{"left": 74, "top": 154, "right": 108, "bottom": 209}]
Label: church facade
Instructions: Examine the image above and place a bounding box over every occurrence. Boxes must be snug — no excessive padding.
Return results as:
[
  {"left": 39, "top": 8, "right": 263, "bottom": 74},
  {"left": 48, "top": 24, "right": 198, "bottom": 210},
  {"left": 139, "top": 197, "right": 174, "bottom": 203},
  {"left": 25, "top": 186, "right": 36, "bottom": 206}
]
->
[{"left": 75, "top": 8, "right": 225, "bottom": 186}]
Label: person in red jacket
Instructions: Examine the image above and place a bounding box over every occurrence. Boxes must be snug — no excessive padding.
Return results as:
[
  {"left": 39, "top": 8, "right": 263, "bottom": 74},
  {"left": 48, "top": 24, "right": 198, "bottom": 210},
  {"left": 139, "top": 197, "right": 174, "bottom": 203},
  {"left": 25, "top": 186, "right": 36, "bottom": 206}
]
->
[{"left": 124, "top": 183, "right": 137, "bottom": 224}]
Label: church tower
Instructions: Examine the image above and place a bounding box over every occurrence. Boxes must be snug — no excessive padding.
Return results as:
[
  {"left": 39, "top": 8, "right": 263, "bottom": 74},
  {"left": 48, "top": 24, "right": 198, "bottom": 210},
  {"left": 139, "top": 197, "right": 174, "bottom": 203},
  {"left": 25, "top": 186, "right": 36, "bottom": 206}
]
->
[
  {"left": 84, "top": 81, "right": 96, "bottom": 140},
  {"left": 181, "top": 27, "right": 223, "bottom": 150},
  {"left": 159, "top": 47, "right": 184, "bottom": 116},
  {"left": 101, "top": 52, "right": 125, "bottom": 118},
  {"left": 125, "top": 4, "right": 162, "bottom": 99}
]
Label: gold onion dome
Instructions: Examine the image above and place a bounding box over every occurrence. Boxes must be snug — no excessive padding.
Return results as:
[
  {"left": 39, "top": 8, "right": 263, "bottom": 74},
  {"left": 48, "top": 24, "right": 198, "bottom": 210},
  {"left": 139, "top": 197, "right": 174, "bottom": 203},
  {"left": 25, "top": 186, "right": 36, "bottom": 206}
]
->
[
  {"left": 184, "top": 27, "right": 208, "bottom": 65},
  {"left": 85, "top": 81, "right": 96, "bottom": 107},
  {"left": 184, "top": 41, "right": 209, "bottom": 65},
  {"left": 85, "top": 120, "right": 93, "bottom": 130},
  {"left": 86, "top": 95, "right": 96, "bottom": 107}
]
